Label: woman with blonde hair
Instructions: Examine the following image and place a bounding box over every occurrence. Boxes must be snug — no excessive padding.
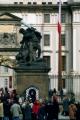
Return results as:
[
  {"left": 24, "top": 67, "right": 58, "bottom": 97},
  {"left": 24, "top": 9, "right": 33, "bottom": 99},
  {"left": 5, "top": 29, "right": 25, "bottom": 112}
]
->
[{"left": 69, "top": 103, "right": 77, "bottom": 120}]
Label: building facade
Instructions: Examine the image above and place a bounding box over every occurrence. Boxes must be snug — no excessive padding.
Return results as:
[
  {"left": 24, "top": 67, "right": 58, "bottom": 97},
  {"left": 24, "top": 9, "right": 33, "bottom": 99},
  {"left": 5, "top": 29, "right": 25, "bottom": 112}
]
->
[{"left": 0, "top": 0, "right": 80, "bottom": 97}]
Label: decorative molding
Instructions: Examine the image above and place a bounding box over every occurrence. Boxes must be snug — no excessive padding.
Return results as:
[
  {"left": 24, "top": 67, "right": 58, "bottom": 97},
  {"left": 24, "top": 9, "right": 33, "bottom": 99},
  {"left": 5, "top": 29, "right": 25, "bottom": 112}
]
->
[
  {"left": 56, "top": 50, "right": 69, "bottom": 53},
  {"left": 0, "top": 48, "right": 19, "bottom": 52},
  {"left": 0, "top": 33, "right": 17, "bottom": 45},
  {"left": 0, "top": 4, "right": 71, "bottom": 12},
  {"left": 0, "top": 12, "right": 22, "bottom": 21},
  {"left": 0, "top": 55, "right": 16, "bottom": 67},
  {"left": 26, "top": 86, "right": 39, "bottom": 100},
  {"left": 42, "top": 50, "right": 53, "bottom": 53}
]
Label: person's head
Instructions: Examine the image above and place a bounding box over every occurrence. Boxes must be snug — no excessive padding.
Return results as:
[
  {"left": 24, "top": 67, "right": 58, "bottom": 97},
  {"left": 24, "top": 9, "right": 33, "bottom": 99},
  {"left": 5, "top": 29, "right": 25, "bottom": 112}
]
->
[
  {"left": 25, "top": 99, "right": 30, "bottom": 105},
  {"left": 52, "top": 95, "right": 58, "bottom": 102},
  {"left": 19, "top": 28, "right": 25, "bottom": 34}
]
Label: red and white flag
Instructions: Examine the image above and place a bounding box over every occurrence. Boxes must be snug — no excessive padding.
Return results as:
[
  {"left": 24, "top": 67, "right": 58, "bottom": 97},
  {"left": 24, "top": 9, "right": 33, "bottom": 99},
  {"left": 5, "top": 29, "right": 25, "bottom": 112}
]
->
[{"left": 58, "top": 0, "right": 61, "bottom": 34}]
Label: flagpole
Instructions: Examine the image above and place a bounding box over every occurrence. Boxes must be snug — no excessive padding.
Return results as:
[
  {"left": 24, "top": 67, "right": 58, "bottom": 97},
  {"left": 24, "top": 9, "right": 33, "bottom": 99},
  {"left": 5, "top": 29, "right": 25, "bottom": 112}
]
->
[
  {"left": 58, "top": 30, "right": 62, "bottom": 91},
  {"left": 58, "top": 0, "right": 62, "bottom": 91}
]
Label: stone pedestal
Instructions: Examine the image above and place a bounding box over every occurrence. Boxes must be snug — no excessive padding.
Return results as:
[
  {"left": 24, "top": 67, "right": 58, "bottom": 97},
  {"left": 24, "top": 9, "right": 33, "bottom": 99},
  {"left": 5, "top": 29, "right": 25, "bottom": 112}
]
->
[{"left": 14, "top": 61, "right": 50, "bottom": 98}]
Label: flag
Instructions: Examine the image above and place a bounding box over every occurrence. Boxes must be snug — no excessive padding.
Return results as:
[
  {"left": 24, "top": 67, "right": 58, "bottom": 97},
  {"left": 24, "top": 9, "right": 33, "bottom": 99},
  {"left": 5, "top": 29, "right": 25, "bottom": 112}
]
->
[{"left": 58, "top": 0, "right": 61, "bottom": 34}]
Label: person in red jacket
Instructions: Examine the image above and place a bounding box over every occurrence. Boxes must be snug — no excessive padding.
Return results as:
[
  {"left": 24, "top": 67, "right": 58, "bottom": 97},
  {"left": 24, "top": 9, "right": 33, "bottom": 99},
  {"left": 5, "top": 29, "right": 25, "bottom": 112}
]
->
[{"left": 32, "top": 100, "right": 40, "bottom": 120}]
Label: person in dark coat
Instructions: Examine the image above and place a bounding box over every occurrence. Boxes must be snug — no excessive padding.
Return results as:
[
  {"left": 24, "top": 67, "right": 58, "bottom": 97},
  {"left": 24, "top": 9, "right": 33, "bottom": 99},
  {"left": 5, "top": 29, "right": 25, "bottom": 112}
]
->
[
  {"left": 46, "top": 95, "right": 59, "bottom": 120},
  {"left": 46, "top": 100, "right": 53, "bottom": 120},
  {"left": 53, "top": 88, "right": 57, "bottom": 96},
  {"left": 69, "top": 93, "right": 75, "bottom": 105},
  {"left": 52, "top": 96, "right": 59, "bottom": 120},
  {"left": 62, "top": 95, "right": 69, "bottom": 116},
  {"left": 24, "top": 100, "right": 32, "bottom": 120},
  {"left": 60, "top": 88, "right": 63, "bottom": 101},
  {"left": 3, "top": 99, "right": 10, "bottom": 120},
  {"left": 76, "top": 103, "right": 80, "bottom": 120},
  {"left": 37, "top": 102, "right": 47, "bottom": 120}
]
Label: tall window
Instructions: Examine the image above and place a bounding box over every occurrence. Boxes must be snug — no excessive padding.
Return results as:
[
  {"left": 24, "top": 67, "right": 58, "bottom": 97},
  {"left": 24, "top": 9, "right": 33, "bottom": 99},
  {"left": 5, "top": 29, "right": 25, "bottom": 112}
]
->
[
  {"left": 5, "top": 79, "right": 8, "bottom": 87},
  {"left": 44, "top": 14, "right": 50, "bottom": 23},
  {"left": 61, "top": 14, "right": 65, "bottom": 23},
  {"left": 61, "top": 34, "right": 65, "bottom": 46},
  {"left": 43, "top": 56, "right": 50, "bottom": 67},
  {"left": 9, "top": 76, "right": 12, "bottom": 88},
  {"left": 44, "top": 34, "right": 50, "bottom": 46},
  {"left": 62, "top": 56, "right": 66, "bottom": 71}
]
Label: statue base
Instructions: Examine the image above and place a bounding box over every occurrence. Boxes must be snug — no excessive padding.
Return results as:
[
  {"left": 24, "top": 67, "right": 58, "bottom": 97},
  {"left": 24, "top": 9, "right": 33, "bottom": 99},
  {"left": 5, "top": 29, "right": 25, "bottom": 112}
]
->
[{"left": 14, "top": 60, "right": 50, "bottom": 99}]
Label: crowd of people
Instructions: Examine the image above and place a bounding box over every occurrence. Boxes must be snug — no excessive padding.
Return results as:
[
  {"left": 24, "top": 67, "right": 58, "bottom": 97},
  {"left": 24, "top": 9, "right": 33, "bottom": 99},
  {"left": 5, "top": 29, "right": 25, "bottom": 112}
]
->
[
  {"left": 0, "top": 87, "right": 59, "bottom": 120},
  {"left": 0, "top": 87, "right": 80, "bottom": 120},
  {"left": 60, "top": 92, "right": 80, "bottom": 120}
]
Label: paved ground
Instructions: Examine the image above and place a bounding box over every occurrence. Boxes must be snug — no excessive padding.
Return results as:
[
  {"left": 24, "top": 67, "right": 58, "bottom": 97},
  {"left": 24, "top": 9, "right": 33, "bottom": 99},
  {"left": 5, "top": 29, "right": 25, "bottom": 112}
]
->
[{"left": 58, "top": 113, "right": 70, "bottom": 120}]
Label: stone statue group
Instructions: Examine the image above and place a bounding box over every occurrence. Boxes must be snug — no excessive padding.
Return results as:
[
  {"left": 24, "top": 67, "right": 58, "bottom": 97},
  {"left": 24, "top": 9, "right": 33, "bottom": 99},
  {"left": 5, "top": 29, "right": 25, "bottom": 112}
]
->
[{"left": 16, "top": 27, "right": 42, "bottom": 65}]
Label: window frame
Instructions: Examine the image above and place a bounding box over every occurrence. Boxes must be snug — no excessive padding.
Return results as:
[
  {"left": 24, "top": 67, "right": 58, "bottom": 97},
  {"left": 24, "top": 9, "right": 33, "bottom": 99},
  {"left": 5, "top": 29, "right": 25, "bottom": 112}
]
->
[
  {"left": 62, "top": 56, "right": 66, "bottom": 71},
  {"left": 44, "top": 13, "right": 50, "bottom": 23},
  {"left": 43, "top": 33, "right": 50, "bottom": 46},
  {"left": 43, "top": 56, "right": 50, "bottom": 67},
  {"left": 61, "top": 34, "right": 66, "bottom": 46},
  {"left": 61, "top": 13, "right": 65, "bottom": 23}
]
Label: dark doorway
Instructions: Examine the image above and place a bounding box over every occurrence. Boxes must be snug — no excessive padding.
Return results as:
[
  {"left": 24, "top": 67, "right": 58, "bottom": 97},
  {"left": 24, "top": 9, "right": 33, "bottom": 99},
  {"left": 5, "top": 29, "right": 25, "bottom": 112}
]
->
[{"left": 28, "top": 89, "right": 36, "bottom": 103}]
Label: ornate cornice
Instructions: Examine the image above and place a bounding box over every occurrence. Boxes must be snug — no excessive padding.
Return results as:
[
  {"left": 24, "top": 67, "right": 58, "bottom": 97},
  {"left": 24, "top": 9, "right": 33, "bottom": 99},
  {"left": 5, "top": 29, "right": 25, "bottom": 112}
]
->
[
  {"left": 0, "top": 4, "right": 71, "bottom": 12},
  {"left": 0, "top": 2, "right": 79, "bottom": 12},
  {"left": 0, "top": 48, "right": 19, "bottom": 52}
]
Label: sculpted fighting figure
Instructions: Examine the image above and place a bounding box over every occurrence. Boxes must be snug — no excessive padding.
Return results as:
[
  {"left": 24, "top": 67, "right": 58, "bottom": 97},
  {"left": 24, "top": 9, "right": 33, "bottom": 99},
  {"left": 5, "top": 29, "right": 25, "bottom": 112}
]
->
[{"left": 16, "top": 27, "right": 42, "bottom": 64}]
